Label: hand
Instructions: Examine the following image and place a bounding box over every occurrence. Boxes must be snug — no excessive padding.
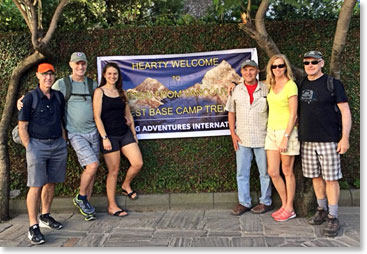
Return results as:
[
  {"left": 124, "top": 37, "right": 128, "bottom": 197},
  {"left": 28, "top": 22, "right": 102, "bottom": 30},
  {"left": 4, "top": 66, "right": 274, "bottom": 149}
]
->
[
  {"left": 227, "top": 83, "right": 236, "bottom": 96},
  {"left": 17, "top": 95, "right": 24, "bottom": 111},
  {"left": 231, "top": 133, "right": 241, "bottom": 151},
  {"left": 337, "top": 137, "right": 350, "bottom": 154},
  {"left": 103, "top": 138, "right": 112, "bottom": 151},
  {"left": 125, "top": 116, "right": 131, "bottom": 126},
  {"left": 279, "top": 137, "right": 288, "bottom": 153}
]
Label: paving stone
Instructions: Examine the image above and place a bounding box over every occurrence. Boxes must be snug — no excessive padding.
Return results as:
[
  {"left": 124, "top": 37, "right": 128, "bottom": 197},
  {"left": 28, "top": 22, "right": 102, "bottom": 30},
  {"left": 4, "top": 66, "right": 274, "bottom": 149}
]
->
[
  {"left": 344, "top": 227, "right": 360, "bottom": 242},
  {"left": 339, "top": 214, "right": 360, "bottom": 227},
  {"left": 339, "top": 206, "right": 360, "bottom": 214},
  {"left": 169, "top": 238, "right": 193, "bottom": 247},
  {"left": 263, "top": 216, "right": 314, "bottom": 237},
  {"left": 239, "top": 213, "right": 263, "bottom": 234},
  {"left": 0, "top": 240, "right": 20, "bottom": 247},
  {"left": 232, "top": 237, "right": 266, "bottom": 247},
  {"left": 205, "top": 216, "right": 240, "bottom": 232},
  {"left": 339, "top": 190, "right": 352, "bottom": 206},
  {"left": 155, "top": 210, "right": 205, "bottom": 230},
  {"left": 74, "top": 233, "right": 107, "bottom": 247},
  {"left": 264, "top": 237, "right": 286, "bottom": 247},
  {"left": 207, "top": 231, "right": 241, "bottom": 237},
  {"left": 334, "top": 235, "right": 360, "bottom": 247},
  {"left": 108, "top": 229, "right": 155, "bottom": 241},
  {"left": 62, "top": 237, "right": 81, "bottom": 247},
  {"left": 303, "top": 238, "right": 349, "bottom": 247},
  {"left": 191, "top": 237, "right": 232, "bottom": 247},
  {"left": 153, "top": 229, "right": 207, "bottom": 238},
  {"left": 104, "top": 239, "right": 170, "bottom": 247},
  {"left": 0, "top": 224, "right": 28, "bottom": 241},
  {"left": 0, "top": 223, "right": 12, "bottom": 233}
]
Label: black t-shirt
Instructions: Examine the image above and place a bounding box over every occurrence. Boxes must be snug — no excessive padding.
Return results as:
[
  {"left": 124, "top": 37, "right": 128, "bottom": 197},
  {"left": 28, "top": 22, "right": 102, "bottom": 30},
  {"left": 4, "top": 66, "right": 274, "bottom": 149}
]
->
[
  {"left": 298, "top": 74, "right": 348, "bottom": 142},
  {"left": 18, "top": 87, "right": 65, "bottom": 139},
  {"left": 101, "top": 94, "right": 129, "bottom": 136}
]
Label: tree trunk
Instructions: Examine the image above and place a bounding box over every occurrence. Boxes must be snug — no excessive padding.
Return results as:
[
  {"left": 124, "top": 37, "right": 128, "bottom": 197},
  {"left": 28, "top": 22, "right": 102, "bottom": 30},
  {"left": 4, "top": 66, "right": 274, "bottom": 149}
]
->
[
  {"left": 0, "top": 51, "right": 45, "bottom": 221},
  {"left": 329, "top": 0, "right": 357, "bottom": 79}
]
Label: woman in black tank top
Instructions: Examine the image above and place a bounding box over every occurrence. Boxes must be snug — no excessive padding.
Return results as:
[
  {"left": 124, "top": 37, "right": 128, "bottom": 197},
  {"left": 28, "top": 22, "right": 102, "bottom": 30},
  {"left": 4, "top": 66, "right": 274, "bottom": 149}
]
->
[{"left": 93, "top": 62, "right": 143, "bottom": 217}]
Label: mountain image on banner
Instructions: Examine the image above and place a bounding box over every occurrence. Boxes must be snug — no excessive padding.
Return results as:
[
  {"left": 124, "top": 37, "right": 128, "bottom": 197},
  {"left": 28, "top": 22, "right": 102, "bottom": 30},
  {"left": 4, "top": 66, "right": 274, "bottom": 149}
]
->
[{"left": 126, "top": 60, "right": 241, "bottom": 118}]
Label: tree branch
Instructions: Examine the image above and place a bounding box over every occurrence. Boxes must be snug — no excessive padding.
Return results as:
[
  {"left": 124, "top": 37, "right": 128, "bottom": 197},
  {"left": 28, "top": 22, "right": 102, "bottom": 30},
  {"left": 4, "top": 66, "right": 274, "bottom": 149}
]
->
[
  {"left": 42, "top": 0, "right": 68, "bottom": 44},
  {"left": 255, "top": 0, "right": 269, "bottom": 36},
  {"left": 329, "top": 0, "right": 357, "bottom": 79},
  {"left": 12, "top": 0, "right": 32, "bottom": 31}
]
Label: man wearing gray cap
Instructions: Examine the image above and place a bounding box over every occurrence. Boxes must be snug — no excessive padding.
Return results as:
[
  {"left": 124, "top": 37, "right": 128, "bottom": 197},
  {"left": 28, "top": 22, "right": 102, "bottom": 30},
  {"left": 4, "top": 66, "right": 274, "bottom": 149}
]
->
[
  {"left": 225, "top": 59, "right": 272, "bottom": 216},
  {"left": 52, "top": 52, "right": 99, "bottom": 220},
  {"left": 18, "top": 53, "right": 99, "bottom": 220},
  {"left": 298, "top": 51, "right": 352, "bottom": 236}
]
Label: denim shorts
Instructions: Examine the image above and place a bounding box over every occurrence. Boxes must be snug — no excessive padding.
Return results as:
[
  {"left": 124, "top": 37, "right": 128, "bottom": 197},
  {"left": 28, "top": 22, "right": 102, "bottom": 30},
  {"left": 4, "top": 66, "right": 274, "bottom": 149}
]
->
[
  {"left": 68, "top": 130, "right": 100, "bottom": 167},
  {"left": 26, "top": 137, "right": 67, "bottom": 187},
  {"left": 101, "top": 129, "right": 136, "bottom": 154},
  {"left": 265, "top": 128, "right": 300, "bottom": 155}
]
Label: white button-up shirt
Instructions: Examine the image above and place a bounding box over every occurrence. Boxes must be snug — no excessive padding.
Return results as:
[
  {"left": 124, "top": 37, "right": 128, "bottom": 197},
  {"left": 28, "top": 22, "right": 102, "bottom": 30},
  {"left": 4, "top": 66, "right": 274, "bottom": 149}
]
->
[{"left": 225, "top": 81, "right": 268, "bottom": 147}]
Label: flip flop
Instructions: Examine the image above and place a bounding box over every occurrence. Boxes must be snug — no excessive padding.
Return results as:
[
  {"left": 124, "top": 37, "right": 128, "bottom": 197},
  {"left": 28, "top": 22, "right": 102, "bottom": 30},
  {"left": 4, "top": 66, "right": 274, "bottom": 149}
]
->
[
  {"left": 108, "top": 210, "right": 128, "bottom": 217},
  {"left": 121, "top": 188, "right": 138, "bottom": 200}
]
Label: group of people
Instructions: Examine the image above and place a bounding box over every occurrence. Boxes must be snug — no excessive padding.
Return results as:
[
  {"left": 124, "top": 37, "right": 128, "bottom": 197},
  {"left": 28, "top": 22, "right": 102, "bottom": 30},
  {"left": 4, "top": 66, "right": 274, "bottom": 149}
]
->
[
  {"left": 18, "top": 52, "right": 143, "bottom": 245},
  {"left": 17, "top": 50, "right": 351, "bottom": 245},
  {"left": 226, "top": 51, "right": 351, "bottom": 238}
]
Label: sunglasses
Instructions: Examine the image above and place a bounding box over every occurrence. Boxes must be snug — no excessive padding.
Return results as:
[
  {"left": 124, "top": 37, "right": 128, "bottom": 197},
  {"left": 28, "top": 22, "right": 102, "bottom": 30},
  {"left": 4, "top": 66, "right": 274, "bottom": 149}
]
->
[
  {"left": 303, "top": 60, "right": 321, "bottom": 65},
  {"left": 271, "top": 64, "right": 286, "bottom": 69}
]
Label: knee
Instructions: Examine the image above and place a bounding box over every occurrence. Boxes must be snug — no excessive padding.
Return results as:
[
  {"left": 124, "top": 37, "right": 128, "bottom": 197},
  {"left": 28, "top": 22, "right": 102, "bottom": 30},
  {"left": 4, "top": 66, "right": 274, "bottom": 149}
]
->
[
  {"left": 132, "top": 160, "right": 143, "bottom": 170},
  {"left": 268, "top": 169, "right": 279, "bottom": 179},
  {"left": 281, "top": 165, "right": 294, "bottom": 177},
  {"left": 108, "top": 166, "right": 120, "bottom": 177},
  {"left": 85, "top": 162, "right": 99, "bottom": 174}
]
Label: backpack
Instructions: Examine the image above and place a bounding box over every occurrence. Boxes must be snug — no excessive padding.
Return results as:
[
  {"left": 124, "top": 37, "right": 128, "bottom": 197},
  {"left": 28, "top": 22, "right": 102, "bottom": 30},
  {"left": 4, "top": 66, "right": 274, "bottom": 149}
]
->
[
  {"left": 298, "top": 75, "right": 342, "bottom": 135},
  {"left": 63, "top": 76, "right": 94, "bottom": 102},
  {"left": 12, "top": 90, "right": 63, "bottom": 145}
]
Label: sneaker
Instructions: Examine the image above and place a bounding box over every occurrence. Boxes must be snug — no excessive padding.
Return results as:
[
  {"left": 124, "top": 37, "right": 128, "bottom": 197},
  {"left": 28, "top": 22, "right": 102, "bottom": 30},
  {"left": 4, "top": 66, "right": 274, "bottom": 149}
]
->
[
  {"left": 324, "top": 215, "right": 340, "bottom": 237},
  {"left": 28, "top": 224, "right": 45, "bottom": 245},
  {"left": 39, "top": 214, "right": 63, "bottom": 230},
  {"left": 73, "top": 194, "right": 95, "bottom": 216},
  {"left": 271, "top": 207, "right": 284, "bottom": 218},
  {"left": 308, "top": 207, "right": 328, "bottom": 225},
  {"left": 273, "top": 209, "right": 296, "bottom": 222},
  {"left": 251, "top": 203, "right": 273, "bottom": 214},
  {"left": 231, "top": 204, "right": 251, "bottom": 216}
]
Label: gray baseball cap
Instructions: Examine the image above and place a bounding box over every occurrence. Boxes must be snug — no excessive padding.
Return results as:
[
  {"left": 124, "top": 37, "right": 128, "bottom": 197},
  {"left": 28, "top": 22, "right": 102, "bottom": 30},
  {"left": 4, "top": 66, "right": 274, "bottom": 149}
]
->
[
  {"left": 241, "top": 59, "right": 258, "bottom": 69},
  {"left": 70, "top": 52, "right": 88, "bottom": 63},
  {"left": 304, "top": 51, "right": 323, "bottom": 59}
]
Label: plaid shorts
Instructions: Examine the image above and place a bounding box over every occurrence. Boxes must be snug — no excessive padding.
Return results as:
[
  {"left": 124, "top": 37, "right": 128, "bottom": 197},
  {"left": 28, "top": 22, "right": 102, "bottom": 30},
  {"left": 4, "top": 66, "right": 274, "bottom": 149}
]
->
[{"left": 301, "top": 142, "right": 342, "bottom": 181}]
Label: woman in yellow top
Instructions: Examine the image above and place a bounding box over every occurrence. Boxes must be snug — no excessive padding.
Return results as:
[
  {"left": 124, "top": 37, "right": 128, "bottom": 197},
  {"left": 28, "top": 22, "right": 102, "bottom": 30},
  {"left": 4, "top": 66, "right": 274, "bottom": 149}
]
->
[{"left": 265, "top": 54, "right": 300, "bottom": 222}]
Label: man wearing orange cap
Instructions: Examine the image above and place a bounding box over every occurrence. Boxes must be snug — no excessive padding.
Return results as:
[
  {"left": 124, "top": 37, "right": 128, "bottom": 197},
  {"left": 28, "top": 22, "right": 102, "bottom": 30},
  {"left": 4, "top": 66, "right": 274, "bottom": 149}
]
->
[{"left": 18, "top": 63, "right": 67, "bottom": 245}]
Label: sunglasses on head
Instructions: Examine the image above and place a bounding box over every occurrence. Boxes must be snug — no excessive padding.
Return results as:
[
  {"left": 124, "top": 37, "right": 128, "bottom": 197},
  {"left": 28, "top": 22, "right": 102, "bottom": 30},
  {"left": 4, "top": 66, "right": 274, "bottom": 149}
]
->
[
  {"left": 271, "top": 64, "right": 286, "bottom": 69},
  {"left": 303, "top": 60, "right": 321, "bottom": 65}
]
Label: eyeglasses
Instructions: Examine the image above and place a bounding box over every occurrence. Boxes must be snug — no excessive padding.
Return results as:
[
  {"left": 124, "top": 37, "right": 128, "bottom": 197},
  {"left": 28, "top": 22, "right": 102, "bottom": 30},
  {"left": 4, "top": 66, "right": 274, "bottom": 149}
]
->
[
  {"left": 40, "top": 72, "right": 55, "bottom": 77},
  {"left": 271, "top": 64, "right": 286, "bottom": 69},
  {"left": 303, "top": 60, "right": 321, "bottom": 65}
]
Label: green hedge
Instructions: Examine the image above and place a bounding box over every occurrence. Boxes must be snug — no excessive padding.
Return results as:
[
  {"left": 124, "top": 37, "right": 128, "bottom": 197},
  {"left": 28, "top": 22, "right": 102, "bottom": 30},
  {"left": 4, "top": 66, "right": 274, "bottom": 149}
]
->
[{"left": 0, "top": 18, "right": 360, "bottom": 198}]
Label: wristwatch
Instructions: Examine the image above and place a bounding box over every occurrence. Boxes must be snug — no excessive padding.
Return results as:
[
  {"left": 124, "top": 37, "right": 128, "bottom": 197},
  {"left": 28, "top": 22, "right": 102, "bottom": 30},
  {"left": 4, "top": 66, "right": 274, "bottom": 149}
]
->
[
  {"left": 102, "top": 135, "right": 108, "bottom": 140},
  {"left": 284, "top": 133, "right": 290, "bottom": 138}
]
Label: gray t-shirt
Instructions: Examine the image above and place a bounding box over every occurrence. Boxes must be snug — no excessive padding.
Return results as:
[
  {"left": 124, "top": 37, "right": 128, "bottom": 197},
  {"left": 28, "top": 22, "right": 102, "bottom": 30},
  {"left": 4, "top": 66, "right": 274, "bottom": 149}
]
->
[{"left": 52, "top": 75, "right": 98, "bottom": 134}]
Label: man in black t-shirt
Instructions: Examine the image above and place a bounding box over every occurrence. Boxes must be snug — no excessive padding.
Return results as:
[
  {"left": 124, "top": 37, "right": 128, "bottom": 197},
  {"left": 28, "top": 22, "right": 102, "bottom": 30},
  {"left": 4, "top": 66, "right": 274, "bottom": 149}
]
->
[{"left": 298, "top": 51, "right": 352, "bottom": 237}]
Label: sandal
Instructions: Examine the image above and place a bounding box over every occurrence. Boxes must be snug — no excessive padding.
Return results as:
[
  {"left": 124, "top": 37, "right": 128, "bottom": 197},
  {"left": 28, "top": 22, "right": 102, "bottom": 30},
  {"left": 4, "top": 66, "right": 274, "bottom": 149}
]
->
[
  {"left": 108, "top": 210, "right": 128, "bottom": 217},
  {"left": 122, "top": 188, "right": 138, "bottom": 200}
]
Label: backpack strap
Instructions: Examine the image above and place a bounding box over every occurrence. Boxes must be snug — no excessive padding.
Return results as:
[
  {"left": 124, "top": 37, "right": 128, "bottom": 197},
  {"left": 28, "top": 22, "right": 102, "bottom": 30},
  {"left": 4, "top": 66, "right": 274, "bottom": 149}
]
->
[
  {"left": 63, "top": 76, "right": 72, "bottom": 102},
  {"left": 86, "top": 77, "right": 94, "bottom": 97},
  {"left": 327, "top": 76, "right": 335, "bottom": 96}
]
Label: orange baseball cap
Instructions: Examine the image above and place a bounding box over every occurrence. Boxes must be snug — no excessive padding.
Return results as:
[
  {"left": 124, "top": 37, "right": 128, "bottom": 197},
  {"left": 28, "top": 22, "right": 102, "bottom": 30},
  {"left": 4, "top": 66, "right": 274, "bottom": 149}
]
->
[{"left": 37, "top": 63, "right": 55, "bottom": 73}]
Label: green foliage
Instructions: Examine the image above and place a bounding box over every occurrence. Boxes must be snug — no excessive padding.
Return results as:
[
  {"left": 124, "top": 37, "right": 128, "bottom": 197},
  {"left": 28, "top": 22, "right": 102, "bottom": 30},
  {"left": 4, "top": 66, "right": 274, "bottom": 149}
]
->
[{"left": 0, "top": 19, "right": 359, "bottom": 198}]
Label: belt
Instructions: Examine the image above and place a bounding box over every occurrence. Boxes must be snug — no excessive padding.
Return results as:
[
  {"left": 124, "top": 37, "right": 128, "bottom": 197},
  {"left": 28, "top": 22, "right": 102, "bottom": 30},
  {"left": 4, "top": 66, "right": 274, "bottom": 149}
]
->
[{"left": 33, "top": 137, "right": 60, "bottom": 142}]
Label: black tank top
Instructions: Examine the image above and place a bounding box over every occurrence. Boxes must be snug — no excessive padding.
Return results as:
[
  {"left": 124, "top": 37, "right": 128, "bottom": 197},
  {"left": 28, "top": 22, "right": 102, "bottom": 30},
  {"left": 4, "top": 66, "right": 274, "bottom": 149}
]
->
[{"left": 101, "top": 91, "right": 129, "bottom": 136}]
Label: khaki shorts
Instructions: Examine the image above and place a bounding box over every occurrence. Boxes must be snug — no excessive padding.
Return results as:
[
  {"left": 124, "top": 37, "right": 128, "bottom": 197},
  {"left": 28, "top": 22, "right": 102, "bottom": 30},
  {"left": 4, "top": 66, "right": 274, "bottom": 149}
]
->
[{"left": 265, "top": 128, "right": 300, "bottom": 155}]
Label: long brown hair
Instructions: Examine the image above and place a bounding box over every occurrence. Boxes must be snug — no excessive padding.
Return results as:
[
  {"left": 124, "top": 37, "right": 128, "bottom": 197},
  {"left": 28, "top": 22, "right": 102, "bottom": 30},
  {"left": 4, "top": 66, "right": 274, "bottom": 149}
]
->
[{"left": 99, "top": 62, "right": 127, "bottom": 103}]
